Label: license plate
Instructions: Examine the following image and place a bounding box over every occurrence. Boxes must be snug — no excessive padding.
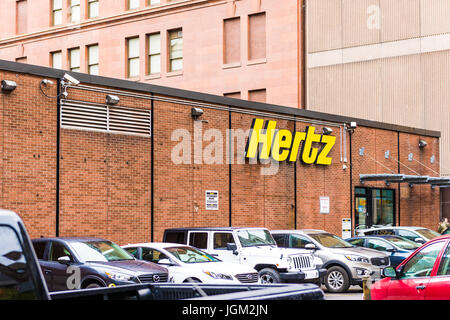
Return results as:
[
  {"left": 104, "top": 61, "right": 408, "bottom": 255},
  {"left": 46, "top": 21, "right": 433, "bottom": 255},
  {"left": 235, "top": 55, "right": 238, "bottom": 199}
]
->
[{"left": 304, "top": 270, "right": 319, "bottom": 279}]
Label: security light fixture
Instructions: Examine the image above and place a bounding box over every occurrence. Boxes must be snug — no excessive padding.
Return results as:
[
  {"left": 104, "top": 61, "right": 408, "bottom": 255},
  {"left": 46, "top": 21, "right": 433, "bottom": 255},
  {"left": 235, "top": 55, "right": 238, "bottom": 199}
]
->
[
  {"left": 191, "top": 107, "right": 204, "bottom": 120},
  {"left": 419, "top": 140, "right": 428, "bottom": 148},
  {"left": 349, "top": 122, "right": 357, "bottom": 129},
  {"left": 322, "top": 127, "right": 333, "bottom": 135},
  {"left": 1, "top": 80, "right": 17, "bottom": 93},
  {"left": 106, "top": 94, "right": 120, "bottom": 105},
  {"left": 61, "top": 73, "right": 80, "bottom": 86}
]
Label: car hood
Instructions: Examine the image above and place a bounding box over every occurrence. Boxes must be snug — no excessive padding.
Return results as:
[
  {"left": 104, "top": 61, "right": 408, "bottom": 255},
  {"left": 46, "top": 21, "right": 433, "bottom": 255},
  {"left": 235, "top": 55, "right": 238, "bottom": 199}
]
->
[
  {"left": 85, "top": 260, "right": 168, "bottom": 275},
  {"left": 241, "top": 245, "right": 311, "bottom": 257},
  {"left": 328, "top": 246, "right": 388, "bottom": 258},
  {"left": 181, "top": 262, "right": 257, "bottom": 274}
]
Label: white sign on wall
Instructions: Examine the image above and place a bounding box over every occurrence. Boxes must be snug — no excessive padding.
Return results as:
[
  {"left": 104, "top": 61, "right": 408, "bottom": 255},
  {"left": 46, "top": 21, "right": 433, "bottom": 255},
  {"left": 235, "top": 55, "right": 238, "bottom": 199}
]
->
[
  {"left": 205, "top": 190, "right": 219, "bottom": 210},
  {"left": 342, "top": 218, "right": 352, "bottom": 239},
  {"left": 319, "top": 196, "right": 330, "bottom": 214}
]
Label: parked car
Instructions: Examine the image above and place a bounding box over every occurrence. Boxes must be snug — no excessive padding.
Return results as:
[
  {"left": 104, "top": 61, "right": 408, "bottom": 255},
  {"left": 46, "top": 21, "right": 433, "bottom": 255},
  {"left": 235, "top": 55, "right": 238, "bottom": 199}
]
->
[
  {"left": 371, "top": 234, "right": 450, "bottom": 300},
  {"left": 270, "top": 229, "right": 390, "bottom": 293},
  {"left": 122, "top": 242, "right": 260, "bottom": 284},
  {"left": 31, "top": 237, "right": 169, "bottom": 291},
  {"left": 162, "top": 227, "right": 326, "bottom": 284},
  {"left": 355, "top": 226, "right": 441, "bottom": 244},
  {"left": 346, "top": 235, "right": 420, "bottom": 268}
]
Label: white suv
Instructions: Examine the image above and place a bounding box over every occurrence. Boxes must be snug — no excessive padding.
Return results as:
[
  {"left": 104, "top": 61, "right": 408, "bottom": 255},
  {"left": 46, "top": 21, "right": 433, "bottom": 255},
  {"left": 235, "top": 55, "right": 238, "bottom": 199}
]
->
[{"left": 163, "top": 227, "right": 326, "bottom": 284}]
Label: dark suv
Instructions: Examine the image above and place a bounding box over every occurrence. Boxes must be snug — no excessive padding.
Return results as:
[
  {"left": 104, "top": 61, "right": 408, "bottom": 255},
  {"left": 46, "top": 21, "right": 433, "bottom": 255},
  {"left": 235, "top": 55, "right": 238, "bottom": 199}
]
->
[{"left": 32, "top": 237, "right": 169, "bottom": 291}]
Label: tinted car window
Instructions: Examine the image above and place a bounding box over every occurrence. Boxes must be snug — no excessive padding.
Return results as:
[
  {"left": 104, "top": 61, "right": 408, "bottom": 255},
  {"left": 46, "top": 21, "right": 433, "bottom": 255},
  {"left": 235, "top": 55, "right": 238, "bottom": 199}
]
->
[
  {"left": 401, "top": 241, "right": 446, "bottom": 279},
  {"left": 375, "top": 229, "right": 395, "bottom": 236},
  {"left": 49, "top": 242, "right": 74, "bottom": 262},
  {"left": 165, "top": 231, "right": 186, "bottom": 244},
  {"left": 0, "top": 226, "right": 37, "bottom": 300},
  {"left": 32, "top": 242, "right": 47, "bottom": 260},
  {"left": 437, "top": 244, "right": 450, "bottom": 276},
  {"left": 272, "top": 234, "right": 286, "bottom": 247},
  {"left": 189, "top": 232, "right": 208, "bottom": 249},
  {"left": 213, "top": 232, "right": 235, "bottom": 249},
  {"left": 289, "top": 234, "right": 313, "bottom": 249},
  {"left": 366, "top": 239, "right": 394, "bottom": 252},
  {"left": 125, "top": 247, "right": 139, "bottom": 259},
  {"left": 141, "top": 248, "right": 168, "bottom": 263},
  {"left": 348, "top": 238, "right": 365, "bottom": 247},
  {"left": 398, "top": 230, "right": 420, "bottom": 242}
]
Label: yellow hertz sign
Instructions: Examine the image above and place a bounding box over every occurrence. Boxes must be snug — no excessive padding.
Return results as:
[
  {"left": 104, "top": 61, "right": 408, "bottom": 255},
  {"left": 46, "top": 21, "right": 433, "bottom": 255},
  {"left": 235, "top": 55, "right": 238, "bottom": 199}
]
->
[{"left": 245, "top": 118, "right": 336, "bottom": 165}]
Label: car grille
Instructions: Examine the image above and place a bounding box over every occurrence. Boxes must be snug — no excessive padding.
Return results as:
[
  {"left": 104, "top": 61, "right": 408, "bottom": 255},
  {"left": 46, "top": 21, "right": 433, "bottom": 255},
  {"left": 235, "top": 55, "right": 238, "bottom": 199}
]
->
[
  {"left": 371, "top": 257, "right": 390, "bottom": 266},
  {"left": 291, "top": 255, "right": 313, "bottom": 270},
  {"left": 235, "top": 273, "right": 259, "bottom": 283},
  {"left": 138, "top": 273, "right": 169, "bottom": 283}
]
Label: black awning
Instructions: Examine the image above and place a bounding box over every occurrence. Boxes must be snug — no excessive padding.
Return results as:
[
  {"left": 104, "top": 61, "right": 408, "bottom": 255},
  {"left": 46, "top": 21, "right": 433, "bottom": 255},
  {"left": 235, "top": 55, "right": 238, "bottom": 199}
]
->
[{"left": 359, "top": 174, "right": 448, "bottom": 187}]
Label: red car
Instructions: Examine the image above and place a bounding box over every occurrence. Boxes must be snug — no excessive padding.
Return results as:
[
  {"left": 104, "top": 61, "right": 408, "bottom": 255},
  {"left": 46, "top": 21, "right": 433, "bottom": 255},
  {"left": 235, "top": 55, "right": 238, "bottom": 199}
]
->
[{"left": 371, "top": 234, "right": 450, "bottom": 300}]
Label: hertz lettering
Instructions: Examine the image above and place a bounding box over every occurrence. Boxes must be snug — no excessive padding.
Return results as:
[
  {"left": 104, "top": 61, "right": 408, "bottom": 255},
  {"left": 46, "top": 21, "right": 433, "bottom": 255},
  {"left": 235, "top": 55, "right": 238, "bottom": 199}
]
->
[{"left": 245, "top": 118, "right": 336, "bottom": 165}]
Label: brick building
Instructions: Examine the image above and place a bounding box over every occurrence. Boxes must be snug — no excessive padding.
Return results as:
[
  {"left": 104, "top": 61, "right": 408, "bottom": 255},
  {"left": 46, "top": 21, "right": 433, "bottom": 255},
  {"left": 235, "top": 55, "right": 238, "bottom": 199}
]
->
[{"left": 0, "top": 59, "right": 443, "bottom": 244}]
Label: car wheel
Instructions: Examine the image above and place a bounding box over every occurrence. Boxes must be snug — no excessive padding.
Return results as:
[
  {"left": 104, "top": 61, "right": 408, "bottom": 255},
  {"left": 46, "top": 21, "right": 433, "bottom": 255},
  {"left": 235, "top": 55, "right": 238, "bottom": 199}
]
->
[
  {"left": 259, "top": 268, "right": 281, "bottom": 284},
  {"left": 86, "top": 282, "right": 102, "bottom": 289},
  {"left": 325, "top": 266, "right": 350, "bottom": 293}
]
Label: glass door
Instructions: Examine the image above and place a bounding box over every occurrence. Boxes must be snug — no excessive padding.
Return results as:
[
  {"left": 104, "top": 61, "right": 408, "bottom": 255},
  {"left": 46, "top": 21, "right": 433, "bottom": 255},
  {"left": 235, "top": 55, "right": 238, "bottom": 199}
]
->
[
  {"left": 355, "top": 188, "right": 368, "bottom": 231},
  {"left": 355, "top": 187, "right": 395, "bottom": 231}
]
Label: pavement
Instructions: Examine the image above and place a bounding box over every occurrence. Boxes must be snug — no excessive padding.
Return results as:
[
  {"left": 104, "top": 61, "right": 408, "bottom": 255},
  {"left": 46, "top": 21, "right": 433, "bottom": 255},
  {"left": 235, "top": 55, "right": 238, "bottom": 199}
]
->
[{"left": 323, "top": 285, "right": 365, "bottom": 300}]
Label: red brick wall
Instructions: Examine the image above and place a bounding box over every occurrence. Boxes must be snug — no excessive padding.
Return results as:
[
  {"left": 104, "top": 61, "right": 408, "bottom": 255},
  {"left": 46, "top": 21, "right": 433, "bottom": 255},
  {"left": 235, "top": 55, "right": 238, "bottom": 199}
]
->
[{"left": 0, "top": 71, "right": 441, "bottom": 242}]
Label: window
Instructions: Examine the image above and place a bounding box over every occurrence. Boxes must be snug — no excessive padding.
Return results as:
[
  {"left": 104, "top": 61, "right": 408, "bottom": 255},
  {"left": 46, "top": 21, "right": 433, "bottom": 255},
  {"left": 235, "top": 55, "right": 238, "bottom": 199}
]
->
[
  {"left": 32, "top": 242, "right": 47, "bottom": 260},
  {"left": 437, "top": 244, "right": 450, "bottom": 276},
  {"left": 52, "top": 0, "right": 63, "bottom": 26},
  {"left": 248, "top": 89, "right": 266, "bottom": 103},
  {"left": 366, "top": 239, "right": 394, "bottom": 252},
  {"left": 188, "top": 232, "right": 208, "bottom": 250},
  {"left": 401, "top": 241, "right": 446, "bottom": 279},
  {"left": 398, "top": 230, "right": 421, "bottom": 242},
  {"left": 147, "top": 33, "right": 161, "bottom": 75},
  {"left": 69, "top": 48, "right": 80, "bottom": 72},
  {"left": 148, "top": 0, "right": 160, "bottom": 5},
  {"left": 0, "top": 226, "right": 38, "bottom": 300},
  {"left": 213, "top": 232, "right": 235, "bottom": 249},
  {"left": 223, "top": 17, "right": 240, "bottom": 64},
  {"left": 87, "top": 0, "right": 99, "bottom": 18},
  {"left": 70, "top": 0, "right": 81, "bottom": 22},
  {"left": 272, "top": 234, "right": 286, "bottom": 247},
  {"left": 124, "top": 247, "right": 139, "bottom": 258},
  {"left": 289, "top": 234, "right": 314, "bottom": 249},
  {"left": 168, "top": 29, "right": 183, "bottom": 72},
  {"left": 128, "top": 0, "right": 139, "bottom": 10},
  {"left": 16, "top": 0, "right": 28, "bottom": 35},
  {"left": 224, "top": 92, "right": 241, "bottom": 99},
  {"left": 51, "top": 51, "right": 62, "bottom": 69},
  {"left": 127, "top": 37, "right": 140, "bottom": 78},
  {"left": 87, "top": 44, "right": 99, "bottom": 75},
  {"left": 49, "top": 242, "right": 74, "bottom": 262},
  {"left": 141, "top": 248, "right": 168, "bottom": 263},
  {"left": 248, "top": 12, "right": 266, "bottom": 61},
  {"left": 164, "top": 231, "right": 186, "bottom": 244},
  {"left": 348, "top": 238, "right": 365, "bottom": 247}
]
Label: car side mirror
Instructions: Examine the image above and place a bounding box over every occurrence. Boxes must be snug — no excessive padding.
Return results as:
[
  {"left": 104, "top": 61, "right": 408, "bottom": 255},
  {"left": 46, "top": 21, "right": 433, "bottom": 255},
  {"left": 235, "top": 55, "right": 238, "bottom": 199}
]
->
[
  {"left": 305, "top": 243, "right": 317, "bottom": 250},
  {"left": 382, "top": 267, "right": 397, "bottom": 278},
  {"left": 226, "top": 243, "right": 238, "bottom": 255},
  {"left": 158, "top": 259, "right": 174, "bottom": 266},
  {"left": 57, "top": 256, "right": 71, "bottom": 265}
]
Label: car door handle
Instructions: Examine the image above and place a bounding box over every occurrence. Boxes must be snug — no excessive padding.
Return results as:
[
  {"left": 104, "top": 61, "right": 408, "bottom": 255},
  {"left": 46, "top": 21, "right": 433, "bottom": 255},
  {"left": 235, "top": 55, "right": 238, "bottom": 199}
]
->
[{"left": 416, "top": 285, "right": 426, "bottom": 291}]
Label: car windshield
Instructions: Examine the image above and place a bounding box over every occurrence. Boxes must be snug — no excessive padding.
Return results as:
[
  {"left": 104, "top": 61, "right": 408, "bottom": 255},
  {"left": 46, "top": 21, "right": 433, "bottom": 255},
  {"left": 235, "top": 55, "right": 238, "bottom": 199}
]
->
[
  {"left": 308, "top": 233, "right": 353, "bottom": 248},
  {"left": 415, "top": 228, "right": 441, "bottom": 240},
  {"left": 384, "top": 237, "right": 420, "bottom": 250},
  {"left": 236, "top": 229, "right": 277, "bottom": 247},
  {"left": 70, "top": 240, "right": 134, "bottom": 262},
  {"left": 165, "top": 247, "right": 219, "bottom": 263}
]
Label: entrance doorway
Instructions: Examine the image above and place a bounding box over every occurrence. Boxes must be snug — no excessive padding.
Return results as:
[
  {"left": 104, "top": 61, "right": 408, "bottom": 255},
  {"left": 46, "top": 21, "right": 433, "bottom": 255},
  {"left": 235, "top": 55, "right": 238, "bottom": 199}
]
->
[{"left": 354, "top": 187, "right": 395, "bottom": 233}]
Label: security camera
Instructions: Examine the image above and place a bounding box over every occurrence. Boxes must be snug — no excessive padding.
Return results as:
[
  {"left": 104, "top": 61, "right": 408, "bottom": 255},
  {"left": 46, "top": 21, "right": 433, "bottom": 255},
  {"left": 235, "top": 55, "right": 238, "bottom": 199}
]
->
[
  {"left": 62, "top": 73, "right": 80, "bottom": 86},
  {"left": 106, "top": 94, "right": 120, "bottom": 105},
  {"left": 1, "top": 80, "right": 17, "bottom": 93},
  {"left": 191, "top": 107, "right": 204, "bottom": 120},
  {"left": 419, "top": 140, "right": 428, "bottom": 148},
  {"left": 322, "top": 127, "right": 333, "bottom": 135}
]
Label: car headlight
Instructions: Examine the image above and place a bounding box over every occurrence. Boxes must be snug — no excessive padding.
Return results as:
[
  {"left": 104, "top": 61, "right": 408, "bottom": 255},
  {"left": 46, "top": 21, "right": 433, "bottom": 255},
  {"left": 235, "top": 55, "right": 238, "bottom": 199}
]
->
[
  {"left": 203, "top": 271, "right": 233, "bottom": 280},
  {"left": 344, "top": 255, "right": 369, "bottom": 263},
  {"left": 105, "top": 271, "right": 134, "bottom": 282}
]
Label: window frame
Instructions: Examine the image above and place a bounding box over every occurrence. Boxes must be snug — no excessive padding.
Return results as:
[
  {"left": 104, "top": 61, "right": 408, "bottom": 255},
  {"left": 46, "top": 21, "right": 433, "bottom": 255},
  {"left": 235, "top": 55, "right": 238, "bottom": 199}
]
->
[
  {"left": 188, "top": 231, "right": 208, "bottom": 250},
  {"left": 69, "top": 0, "right": 81, "bottom": 23},
  {"left": 168, "top": 28, "right": 183, "bottom": 72},
  {"left": 147, "top": 32, "right": 161, "bottom": 75},
  {"left": 51, "top": 0, "right": 63, "bottom": 26},
  {"left": 87, "top": 44, "right": 99, "bottom": 75},
  {"left": 68, "top": 47, "right": 81, "bottom": 72},
  {"left": 51, "top": 50, "right": 63, "bottom": 69},
  {"left": 87, "top": 0, "right": 99, "bottom": 18},
  {"left": 127, "top": 0, "right": 140, "bottom": 10},
  {"left": 126, "top": 36, "right": 140, "bottom": 78}
]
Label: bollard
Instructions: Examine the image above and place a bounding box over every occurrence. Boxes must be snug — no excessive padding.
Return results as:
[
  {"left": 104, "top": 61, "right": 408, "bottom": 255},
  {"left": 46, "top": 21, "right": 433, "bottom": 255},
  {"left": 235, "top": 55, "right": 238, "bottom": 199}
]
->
[{"left": 362, "top": 275, "right": 371, "bottom": 300}]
